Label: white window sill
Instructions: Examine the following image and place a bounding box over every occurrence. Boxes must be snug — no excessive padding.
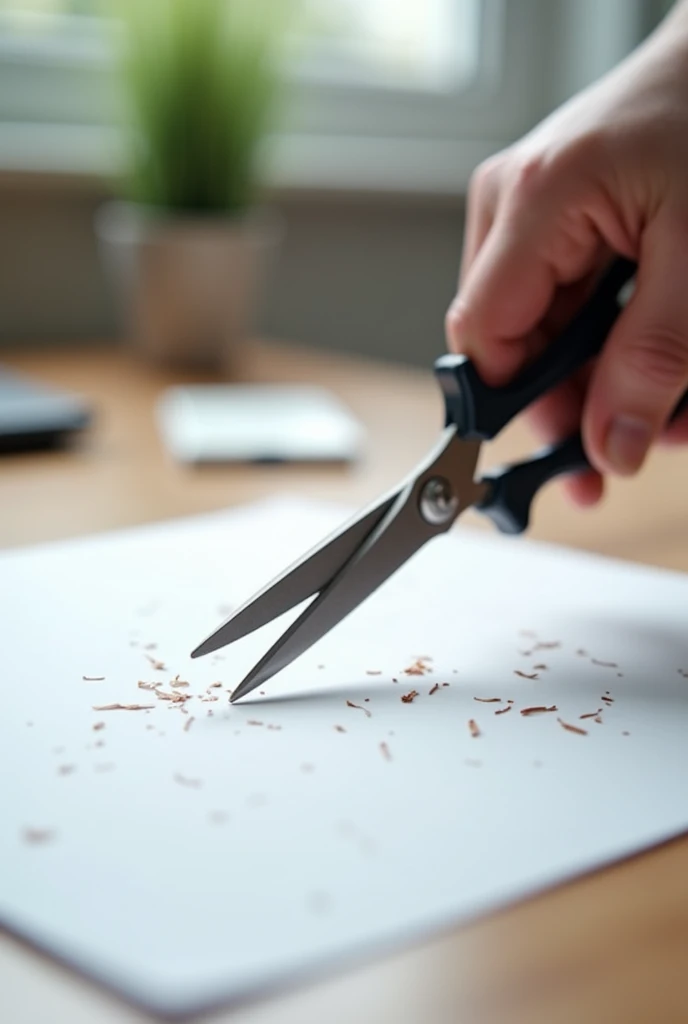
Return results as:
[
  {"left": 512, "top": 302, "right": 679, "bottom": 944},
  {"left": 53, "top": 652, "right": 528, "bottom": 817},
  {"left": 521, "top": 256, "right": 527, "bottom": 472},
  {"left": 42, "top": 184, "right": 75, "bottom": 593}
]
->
[{"left": 0, "top": 122, "right": 504, "bottom": 198}]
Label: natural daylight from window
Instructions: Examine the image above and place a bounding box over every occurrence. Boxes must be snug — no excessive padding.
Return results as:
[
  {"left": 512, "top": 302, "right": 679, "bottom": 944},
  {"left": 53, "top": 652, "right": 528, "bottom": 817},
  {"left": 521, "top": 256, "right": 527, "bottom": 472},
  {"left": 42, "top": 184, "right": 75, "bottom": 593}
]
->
[{"left": 0, "top": 0, "right": 481, "bottom": 92}]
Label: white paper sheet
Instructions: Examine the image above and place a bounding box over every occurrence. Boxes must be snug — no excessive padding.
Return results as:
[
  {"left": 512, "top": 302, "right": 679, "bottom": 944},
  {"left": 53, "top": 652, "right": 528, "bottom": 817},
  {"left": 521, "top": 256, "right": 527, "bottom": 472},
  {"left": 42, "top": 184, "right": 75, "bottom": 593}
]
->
[{"left": 2, "top": 497, "right": 688, "bottom": 1017}]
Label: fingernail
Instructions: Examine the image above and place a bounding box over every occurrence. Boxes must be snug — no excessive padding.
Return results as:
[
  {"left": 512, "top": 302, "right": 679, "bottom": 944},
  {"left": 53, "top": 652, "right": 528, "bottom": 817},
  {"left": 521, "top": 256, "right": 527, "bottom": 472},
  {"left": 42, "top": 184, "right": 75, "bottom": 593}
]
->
[{"left": 605, "top": 415, "right": 652, "bottom": 474}]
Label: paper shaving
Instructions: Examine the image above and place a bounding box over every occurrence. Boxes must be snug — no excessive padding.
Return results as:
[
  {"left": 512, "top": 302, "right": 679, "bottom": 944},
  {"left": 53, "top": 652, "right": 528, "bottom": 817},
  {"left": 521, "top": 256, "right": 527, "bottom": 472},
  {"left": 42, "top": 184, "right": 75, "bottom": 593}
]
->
[
  {"left": 401, "top": 690, "right": 419, "bottom": 704},
  {"left": 92, "top": 703, "right": 154, "bottom": 711},
  {"left": 558, "top": 717, "right": 588, "bottom": 736},
  {"left": 346, "top": 699, "right": 371, "bottom": 718}
]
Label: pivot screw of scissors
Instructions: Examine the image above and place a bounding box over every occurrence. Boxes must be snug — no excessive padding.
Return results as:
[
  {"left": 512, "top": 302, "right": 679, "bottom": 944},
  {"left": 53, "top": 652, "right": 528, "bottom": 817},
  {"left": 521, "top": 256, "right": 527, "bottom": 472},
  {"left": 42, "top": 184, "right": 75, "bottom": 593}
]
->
[{"left": 419, "top": 477, "right": 459, "bottom": 526}]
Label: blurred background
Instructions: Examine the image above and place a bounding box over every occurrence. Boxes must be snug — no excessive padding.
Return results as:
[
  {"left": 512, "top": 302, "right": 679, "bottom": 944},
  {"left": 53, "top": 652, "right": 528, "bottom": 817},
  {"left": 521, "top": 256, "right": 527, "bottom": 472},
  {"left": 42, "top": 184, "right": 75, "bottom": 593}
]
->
[{"left": 0, "top": 0, "right": 675, "bottom": 368}]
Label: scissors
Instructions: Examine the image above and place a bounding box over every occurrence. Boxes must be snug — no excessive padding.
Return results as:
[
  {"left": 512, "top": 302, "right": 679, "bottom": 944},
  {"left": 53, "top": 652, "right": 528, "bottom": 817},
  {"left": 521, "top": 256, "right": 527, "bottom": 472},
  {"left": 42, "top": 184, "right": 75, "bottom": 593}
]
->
[{"left": 191, "top": 257, "right": 688, "bottom": 701}]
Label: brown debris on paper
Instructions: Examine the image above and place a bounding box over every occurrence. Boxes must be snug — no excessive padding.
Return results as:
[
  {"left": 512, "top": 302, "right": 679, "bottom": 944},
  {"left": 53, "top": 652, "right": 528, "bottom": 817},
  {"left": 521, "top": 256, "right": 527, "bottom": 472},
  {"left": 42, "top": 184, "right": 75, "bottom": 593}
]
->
[
  {"left": 346, "top": 699, "right": 371, "bottom": 718},
  {"left": 403, "top": 657, "right": 432, "bottom": 677},
  {"left": 155, "top": 689, "right": 192, "bottom": 704},
  {"left": 558, "top": 717, "right": 588, "bottom": 736},
  {"left": 93, "top": 703, "right": 154, "bottom": 712},
  {"left": 401, "top": 690, "right": 419, "bottom": 704}
]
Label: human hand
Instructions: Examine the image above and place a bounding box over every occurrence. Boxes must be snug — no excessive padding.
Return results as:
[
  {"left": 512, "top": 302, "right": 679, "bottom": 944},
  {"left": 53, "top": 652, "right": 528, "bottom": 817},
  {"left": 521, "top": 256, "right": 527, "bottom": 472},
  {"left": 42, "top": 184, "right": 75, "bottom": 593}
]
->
[{"left": 446, "top": 1, "right": 688, "bottom": 505}]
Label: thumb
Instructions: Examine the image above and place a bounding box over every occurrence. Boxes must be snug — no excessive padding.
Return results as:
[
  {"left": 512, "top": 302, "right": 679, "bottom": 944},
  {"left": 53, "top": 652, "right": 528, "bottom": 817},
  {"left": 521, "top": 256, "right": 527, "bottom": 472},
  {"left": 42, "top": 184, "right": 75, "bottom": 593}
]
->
[{"left": 583, "top": 215, "right": 688, "bottom": 476}]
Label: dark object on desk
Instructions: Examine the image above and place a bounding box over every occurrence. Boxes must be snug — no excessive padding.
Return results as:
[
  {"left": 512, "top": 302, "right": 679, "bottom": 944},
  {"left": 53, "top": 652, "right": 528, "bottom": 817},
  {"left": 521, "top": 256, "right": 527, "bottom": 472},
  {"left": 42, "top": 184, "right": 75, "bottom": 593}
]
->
[{"left": 0, "top": 367, "right": 92, "bottom": 453}]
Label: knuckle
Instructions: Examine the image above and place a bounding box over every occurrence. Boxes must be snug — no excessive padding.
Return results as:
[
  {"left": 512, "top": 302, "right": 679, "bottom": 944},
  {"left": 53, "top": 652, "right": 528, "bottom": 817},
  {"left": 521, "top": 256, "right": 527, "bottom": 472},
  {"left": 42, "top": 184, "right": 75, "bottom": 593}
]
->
[
  {"left": 557, "top": 128, "right": 608, "bottom": 170},
  {"left": 623, "top": 329, "right": 688, "bottom": 389},
  {"left": 445, "top": 298, "right": 468, "bottom": 337},
  {"left": 509, "top": 152, "right": 551, "bottom": 200},
  {"left": 508, "top": 131, "right": 607, "bottom": 202},
  {"left": 468, "top": 152, "right": 505, "bottom": 202}
]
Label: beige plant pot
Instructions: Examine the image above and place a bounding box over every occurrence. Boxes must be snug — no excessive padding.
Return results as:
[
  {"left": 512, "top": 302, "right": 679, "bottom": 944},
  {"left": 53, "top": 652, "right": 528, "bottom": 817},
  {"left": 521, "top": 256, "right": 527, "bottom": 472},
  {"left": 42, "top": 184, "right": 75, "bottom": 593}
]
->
[{"left": 95, "top": 201, "right": 280, "bottom": 373}]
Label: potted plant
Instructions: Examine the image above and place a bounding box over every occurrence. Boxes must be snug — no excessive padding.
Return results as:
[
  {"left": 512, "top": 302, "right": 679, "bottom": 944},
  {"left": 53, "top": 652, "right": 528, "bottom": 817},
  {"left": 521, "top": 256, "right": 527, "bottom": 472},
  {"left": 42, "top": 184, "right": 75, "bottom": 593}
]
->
[{"left": 96, "top": 0, "right": 290, "bottom": 371}]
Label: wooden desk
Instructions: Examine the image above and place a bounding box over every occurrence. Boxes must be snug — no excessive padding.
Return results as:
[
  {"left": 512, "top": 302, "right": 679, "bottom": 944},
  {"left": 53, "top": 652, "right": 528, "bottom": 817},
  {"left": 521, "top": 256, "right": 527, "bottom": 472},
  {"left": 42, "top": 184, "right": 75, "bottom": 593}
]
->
[{"left": 2, "top": 344, "right": 688, "bottom": 1024}]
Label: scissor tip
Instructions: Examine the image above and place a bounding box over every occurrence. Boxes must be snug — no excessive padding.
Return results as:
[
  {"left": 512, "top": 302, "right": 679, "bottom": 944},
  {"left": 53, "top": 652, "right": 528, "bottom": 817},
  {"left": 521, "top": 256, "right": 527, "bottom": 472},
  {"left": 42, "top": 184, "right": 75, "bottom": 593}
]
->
[
  {"left": 228, "top": 681, "right": 252, "bottom": 703},
  {"left": 189, "top": 637, "right": 220, "bottom": 659}
]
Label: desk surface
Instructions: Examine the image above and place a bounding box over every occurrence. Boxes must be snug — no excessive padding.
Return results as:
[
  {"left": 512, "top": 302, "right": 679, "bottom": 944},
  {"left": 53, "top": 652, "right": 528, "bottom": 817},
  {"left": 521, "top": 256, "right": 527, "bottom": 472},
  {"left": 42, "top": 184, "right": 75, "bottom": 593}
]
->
[{"left": 2, "top": 343, "right": 688, "bottom": 1024}]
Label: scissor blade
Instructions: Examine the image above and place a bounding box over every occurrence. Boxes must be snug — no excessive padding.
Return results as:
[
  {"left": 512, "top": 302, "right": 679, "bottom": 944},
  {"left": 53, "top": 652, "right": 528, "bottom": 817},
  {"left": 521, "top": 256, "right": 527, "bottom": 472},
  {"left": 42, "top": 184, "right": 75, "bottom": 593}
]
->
[
  {"left": 229, "top": 482, "right": 428, "bottom": 700},
  {"left": 229, "top": 428, "right": 483, "bottom": 701},
  {"left": 190, "top": 490, "right": 400, "bottom": 658}
]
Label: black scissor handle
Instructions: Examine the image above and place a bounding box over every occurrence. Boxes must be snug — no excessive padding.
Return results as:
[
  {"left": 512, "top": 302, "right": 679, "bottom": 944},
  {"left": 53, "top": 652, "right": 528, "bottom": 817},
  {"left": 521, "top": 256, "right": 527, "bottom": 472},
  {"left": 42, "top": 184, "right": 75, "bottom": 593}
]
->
[
  {"left": 476, "top": 384, "right": 688, "bottom": 534},
  {"left": 475, "top": 434, "right": 587, "bottom": 535},
  {"left": 435, "top": 255, "right": 688, "bottom": 533},
  {"left": 435, "top": 257, "right": 637, "bottom": 441}
]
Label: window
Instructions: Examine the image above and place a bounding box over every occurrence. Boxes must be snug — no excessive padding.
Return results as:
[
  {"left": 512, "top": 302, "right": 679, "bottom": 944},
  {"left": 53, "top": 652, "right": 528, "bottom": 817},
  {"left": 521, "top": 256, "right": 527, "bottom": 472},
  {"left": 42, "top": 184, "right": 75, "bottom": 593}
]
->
[
  {"left": 1, "top": 0, "right": 480, "bottom": 92},
  {"left": 291, "top": 0, "right": 481, "bottom": 91},
  {"left": 0, "top": 0, "right": 658, "bottom": 192}
]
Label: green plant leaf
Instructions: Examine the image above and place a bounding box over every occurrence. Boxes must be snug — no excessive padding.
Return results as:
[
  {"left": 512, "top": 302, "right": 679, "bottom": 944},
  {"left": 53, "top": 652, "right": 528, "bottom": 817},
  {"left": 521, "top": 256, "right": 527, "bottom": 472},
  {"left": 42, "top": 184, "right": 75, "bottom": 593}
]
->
[{"left": 111, "top": 0, "right": 296, "bottom": 213}]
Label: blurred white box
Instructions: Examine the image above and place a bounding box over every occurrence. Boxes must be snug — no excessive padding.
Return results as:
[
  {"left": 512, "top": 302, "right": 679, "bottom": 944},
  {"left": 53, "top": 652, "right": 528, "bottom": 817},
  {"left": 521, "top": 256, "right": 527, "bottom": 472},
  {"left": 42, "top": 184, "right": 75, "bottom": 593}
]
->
[{"left": 156, "top": 384, "right": 364, "bottom": 464}]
